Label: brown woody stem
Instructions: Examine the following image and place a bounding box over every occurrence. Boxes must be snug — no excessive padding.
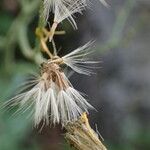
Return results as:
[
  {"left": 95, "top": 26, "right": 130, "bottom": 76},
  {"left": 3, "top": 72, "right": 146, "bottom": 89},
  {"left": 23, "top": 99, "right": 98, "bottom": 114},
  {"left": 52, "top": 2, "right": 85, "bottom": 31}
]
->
[{"left": 65, "top": 113, "right": 107, "bottom": 150}]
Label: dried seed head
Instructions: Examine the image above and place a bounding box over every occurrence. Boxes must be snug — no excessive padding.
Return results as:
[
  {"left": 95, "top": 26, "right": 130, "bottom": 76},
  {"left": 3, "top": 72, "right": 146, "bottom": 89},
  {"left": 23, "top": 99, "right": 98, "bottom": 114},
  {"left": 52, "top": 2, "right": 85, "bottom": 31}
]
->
[
  {"left": 36, "top": 61, "right": 94, "bottom": 126},
  {"left": 2, "top": 59, "right": 94, "bottom": 127},
  {"left": 2, "top": 41, "right": 99, "bottom": 128}
]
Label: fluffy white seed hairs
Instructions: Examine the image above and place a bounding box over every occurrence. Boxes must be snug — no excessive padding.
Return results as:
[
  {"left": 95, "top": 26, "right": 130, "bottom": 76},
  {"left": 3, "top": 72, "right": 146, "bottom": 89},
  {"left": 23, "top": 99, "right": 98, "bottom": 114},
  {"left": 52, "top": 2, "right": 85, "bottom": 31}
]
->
[
  {"left": 43, "top": 0, "right": 108, "bottom": 23},
  {"left": 43, "top": 0, "right": 108, "bottom": 41},
  {"left": 43, "top": 0, "right": 87, "bottom": 28},
  {"left": 2, "top": 42, "right": 97, "bottom": 127},
  {"left": 44, "top": 0, "right": 87, "bottom": 41},
  {"left": 62, "top": 41, "right": 98, "bottom": 75}
]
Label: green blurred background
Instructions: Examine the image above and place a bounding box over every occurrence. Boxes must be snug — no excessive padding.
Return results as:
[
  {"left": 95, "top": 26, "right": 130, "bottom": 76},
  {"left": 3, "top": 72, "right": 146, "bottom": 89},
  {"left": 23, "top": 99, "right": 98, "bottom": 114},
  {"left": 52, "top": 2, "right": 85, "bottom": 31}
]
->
[{"left": 0, "top": 0, "right": 150, "bottom": 150}]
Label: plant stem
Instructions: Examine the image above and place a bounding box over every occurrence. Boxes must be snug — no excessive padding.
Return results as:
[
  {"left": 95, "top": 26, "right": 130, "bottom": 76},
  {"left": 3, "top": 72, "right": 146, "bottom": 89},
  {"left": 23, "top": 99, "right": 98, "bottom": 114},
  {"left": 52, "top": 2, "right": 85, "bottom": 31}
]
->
[{"left": 65, "top": 113, "right": 107, "bottom": 150}]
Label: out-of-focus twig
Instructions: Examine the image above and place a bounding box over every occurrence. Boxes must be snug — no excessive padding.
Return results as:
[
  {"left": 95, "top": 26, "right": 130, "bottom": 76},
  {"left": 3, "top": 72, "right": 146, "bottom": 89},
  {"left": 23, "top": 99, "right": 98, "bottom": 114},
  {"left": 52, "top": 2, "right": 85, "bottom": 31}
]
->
[
  {"left": 65, "top": 113, "right": 107, "bottom": 150},
  {"left": 98, "top": 0, "right": 136, "bottom": 53}
]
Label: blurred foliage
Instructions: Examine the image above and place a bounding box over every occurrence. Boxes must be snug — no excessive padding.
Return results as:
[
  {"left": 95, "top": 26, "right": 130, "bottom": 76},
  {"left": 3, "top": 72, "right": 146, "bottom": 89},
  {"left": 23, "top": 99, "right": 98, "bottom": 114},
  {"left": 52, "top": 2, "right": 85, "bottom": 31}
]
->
[{"left": 0, "top": 1, "right": 48, "bottom": 150}]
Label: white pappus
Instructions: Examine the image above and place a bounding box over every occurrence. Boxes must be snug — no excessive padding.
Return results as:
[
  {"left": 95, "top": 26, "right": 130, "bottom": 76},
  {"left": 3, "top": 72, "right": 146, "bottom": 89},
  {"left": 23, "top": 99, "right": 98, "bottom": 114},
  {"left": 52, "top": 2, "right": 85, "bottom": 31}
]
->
[
  {"left": 44, "top": 0, "right": 87, "bottom": 41},
  {"left": 43, "top": 0, "right": 108, "bottom": 41}
]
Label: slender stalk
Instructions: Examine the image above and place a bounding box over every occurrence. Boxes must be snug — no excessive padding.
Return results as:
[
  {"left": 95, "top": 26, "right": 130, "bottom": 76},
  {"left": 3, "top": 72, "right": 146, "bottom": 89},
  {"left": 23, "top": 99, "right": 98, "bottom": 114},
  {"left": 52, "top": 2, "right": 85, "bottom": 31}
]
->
[{"left": 49, "top": 22, "right": 58, "bottom": 42}]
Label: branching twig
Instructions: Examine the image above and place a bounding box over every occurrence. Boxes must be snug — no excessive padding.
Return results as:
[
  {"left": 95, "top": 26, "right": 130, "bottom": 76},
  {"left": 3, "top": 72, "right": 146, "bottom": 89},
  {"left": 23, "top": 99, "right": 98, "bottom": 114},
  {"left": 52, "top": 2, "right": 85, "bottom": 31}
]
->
[{"left": 98, "top": 0, "right": 135, "bottom": 53}]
